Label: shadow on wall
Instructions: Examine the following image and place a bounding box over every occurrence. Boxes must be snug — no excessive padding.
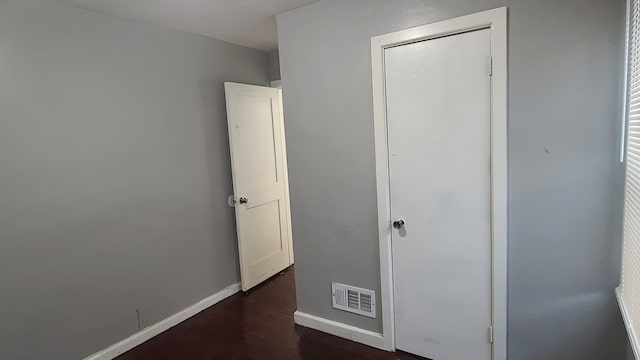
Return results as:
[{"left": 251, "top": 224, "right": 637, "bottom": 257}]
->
[{"left": 199, "top": 79, "right": 241, "bottom": 286}]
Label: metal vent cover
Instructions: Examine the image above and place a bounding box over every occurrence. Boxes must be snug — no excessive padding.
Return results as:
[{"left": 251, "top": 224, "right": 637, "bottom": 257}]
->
[{"left": 332, "top": 282, "right": 376, "bottom": 318}]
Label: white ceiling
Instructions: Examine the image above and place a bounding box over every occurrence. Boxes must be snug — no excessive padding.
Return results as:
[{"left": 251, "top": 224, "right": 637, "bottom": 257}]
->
[{"left": 55, "top": 0, "right": 317, "bottom": 51}]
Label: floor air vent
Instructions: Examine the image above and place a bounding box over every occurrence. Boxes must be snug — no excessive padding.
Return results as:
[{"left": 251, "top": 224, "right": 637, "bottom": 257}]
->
[{"left": 332, "top": 282, "right": 376, "bottom": 318}]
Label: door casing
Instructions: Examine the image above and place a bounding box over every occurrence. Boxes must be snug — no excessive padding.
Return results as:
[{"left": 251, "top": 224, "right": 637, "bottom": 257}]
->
[
  {"left": 271, "top": 81, "right": 295, "bottom": 266},
  {"left": 370, "top": 7, "right": 508, "bottom": 359}
]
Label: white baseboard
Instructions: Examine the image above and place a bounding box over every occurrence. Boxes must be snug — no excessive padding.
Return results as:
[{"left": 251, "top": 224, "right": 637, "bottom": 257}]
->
[
  {"left": 617, "top": 287, "right": 640, "bottom": 360},
  {"left": 293, "top": 311, "right": 386, "bottom": 350},
  {"left": 84, "top": 282, "right": 241, "bottom": 360}
]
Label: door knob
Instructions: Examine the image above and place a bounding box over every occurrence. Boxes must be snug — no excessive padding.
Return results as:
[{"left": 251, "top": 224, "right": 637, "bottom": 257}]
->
[
  {"left": 239, "top": 197, "right": 248, "bottom": 204},
  {"left": 392, "top": 219, "right": 405, "bottom": 229}
]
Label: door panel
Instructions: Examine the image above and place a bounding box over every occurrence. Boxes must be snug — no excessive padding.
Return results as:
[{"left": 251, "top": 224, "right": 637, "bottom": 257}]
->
[
  {"left": 225, "top": 83, "right": 290, "bottom": 291},
  {"left": 246, "top": 200, "right": 283, "bottom": 264},
  {"left": 234, "top": 95, "right": 279, "bottom": 186},
  {"left": 386, "top": 29, "right": 492, "bottom": 360}
]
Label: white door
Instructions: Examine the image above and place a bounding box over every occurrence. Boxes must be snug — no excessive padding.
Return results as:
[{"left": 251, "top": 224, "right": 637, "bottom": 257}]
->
[
  {"left": 386, "top": 29, "right": 492, "bottom": 360},
  {"left": 274, "top": 86, "right": 295, "bottom": 266},
  {"left": 225, "top": 82, "right": 291, "bottom": 292}
]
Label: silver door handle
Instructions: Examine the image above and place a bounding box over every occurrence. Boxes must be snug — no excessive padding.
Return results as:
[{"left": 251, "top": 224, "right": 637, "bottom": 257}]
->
[
  {"left": 239, "top": 197, "right": 248, "bottom": 204},
  {"left": 392, "top": 219, "right": 405, "bottom": 229}
]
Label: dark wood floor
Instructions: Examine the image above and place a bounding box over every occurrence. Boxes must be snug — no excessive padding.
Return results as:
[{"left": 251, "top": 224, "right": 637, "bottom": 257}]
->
[{"left": 116, "top": 268, "right": 423, "bottom": 360}]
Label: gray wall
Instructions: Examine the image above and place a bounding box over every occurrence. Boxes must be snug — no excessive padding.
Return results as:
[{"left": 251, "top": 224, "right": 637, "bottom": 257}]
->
[
  {"left": 270, "top": 49, "right": 281, "bottom": 80},
  {"left": 277, "top": 0, "right": 627, "bottom": 359},
  {"left": 0, "top": 1, "right": 269, "bottom": 359}
]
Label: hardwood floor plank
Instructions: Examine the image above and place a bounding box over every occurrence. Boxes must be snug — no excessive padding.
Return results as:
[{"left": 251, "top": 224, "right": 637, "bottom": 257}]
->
[{"left": 116, "top": 268, "right": 423, "bottom": 360}]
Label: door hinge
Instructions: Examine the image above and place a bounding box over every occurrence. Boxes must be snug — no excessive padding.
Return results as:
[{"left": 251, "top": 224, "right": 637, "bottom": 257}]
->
[
  {"left": 488, "top": 325, "right": 494, "bottom": 344},
  {"left": 488, "top": 57, "right": 493, "bottom": 77}
]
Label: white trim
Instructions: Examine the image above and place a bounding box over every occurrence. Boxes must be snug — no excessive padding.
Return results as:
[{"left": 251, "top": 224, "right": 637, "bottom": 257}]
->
[
  {"left": 621, "top": 0, "right": 632, "bottom": 163},
  {"left": 276, "top": 87, "right": 295, "bottom": 266},
  {"left": 371, "top": 7, "right": 508, "bottom": 358},
  {"left": 84, "top": 283, "right": 241, "bottom": 360},
  {"left": 267, "top": 82, "right": 294, "bottom": 265},
  {"left": 293, "top": 311, "right": 385, "bottom": 350},
  {"left": 271, "top": 80, "right": 282, "bottom": 89},
  {"left": 617, "top": 287, "right": 640, "bottom": 359}
]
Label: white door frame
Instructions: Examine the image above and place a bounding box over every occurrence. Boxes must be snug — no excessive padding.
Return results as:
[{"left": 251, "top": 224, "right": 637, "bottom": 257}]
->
[
  {"left": 371, "top": 7, "right": 508, "bottom": 359},
  {"left": 271, "top": 81, "right": 295, "bottom": 266}
]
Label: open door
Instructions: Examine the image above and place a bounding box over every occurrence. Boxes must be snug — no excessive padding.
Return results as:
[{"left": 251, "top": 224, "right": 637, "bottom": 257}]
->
[{"left": 224, "top": 82, "right": 292, "bottom": 291}]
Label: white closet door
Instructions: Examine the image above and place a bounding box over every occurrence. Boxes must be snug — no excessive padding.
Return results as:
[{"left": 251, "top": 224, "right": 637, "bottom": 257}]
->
[{"left": 386, "top": 29, "right": 492, "bottom": 360}]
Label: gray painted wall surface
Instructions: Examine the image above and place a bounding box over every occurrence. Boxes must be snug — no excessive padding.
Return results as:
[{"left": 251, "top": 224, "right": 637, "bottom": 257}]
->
[
  {"left": 277, "top": 1, "right": 627, "bottom": 359},
  {"left": 0, "top": 1, "right": 269, "bottom": 359},
  {"left": 270, "top": 49, "right": 282, "bottom": 80}
]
